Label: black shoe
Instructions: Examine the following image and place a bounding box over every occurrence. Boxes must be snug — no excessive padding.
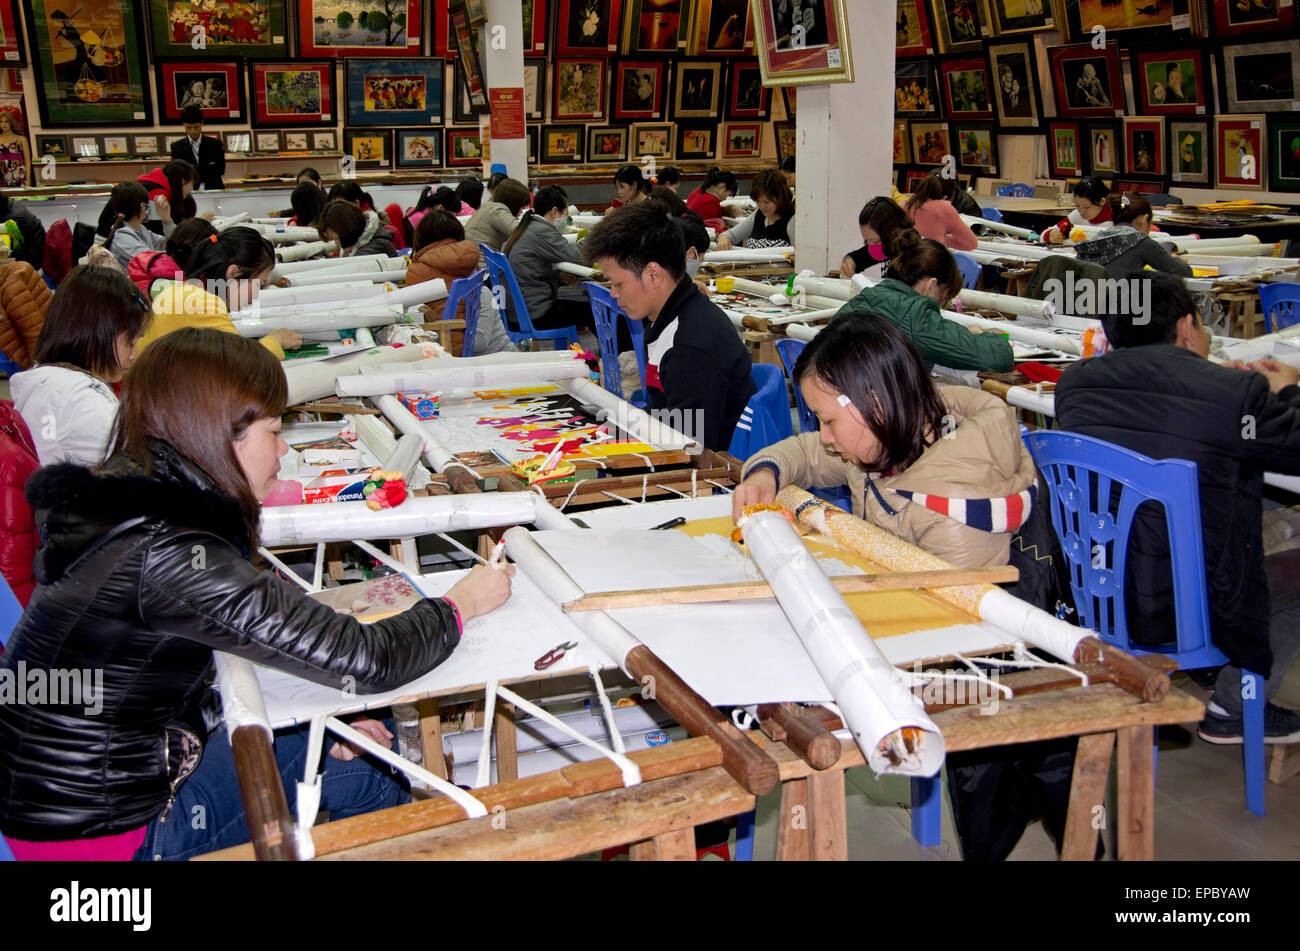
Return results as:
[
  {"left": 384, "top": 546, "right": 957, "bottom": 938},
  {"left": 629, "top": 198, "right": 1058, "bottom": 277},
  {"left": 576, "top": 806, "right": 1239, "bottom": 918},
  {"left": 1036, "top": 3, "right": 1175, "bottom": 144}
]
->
[{"left": 1197, "top": 703, "right": 1300, "bottom": 745}]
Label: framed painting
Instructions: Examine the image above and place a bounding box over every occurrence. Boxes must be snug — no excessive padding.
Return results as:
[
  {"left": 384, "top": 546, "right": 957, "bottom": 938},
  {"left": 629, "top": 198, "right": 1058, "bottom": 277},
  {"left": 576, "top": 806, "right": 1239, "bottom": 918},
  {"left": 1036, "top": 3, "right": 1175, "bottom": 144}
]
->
[
  {"left": 1131, "top": 45, "right": 1210, "bottom": 118},
  {"left": 954, "top": 122, "right": 997, "bottom": 173},
  {"left": 721, "top": 121, "right": 761, "bottom": 158},
  {"left": 453, "top": 59, "right": 490, "bottom": 122},
  {"left": 296, "top": 0, "right": 422, "bottom": 57},
  {"left": 894, "top": 60, "right": 941, "bottom": 119},
  {"left": 1209, "top": 0, "right": 1294, "bottom": 36},
  {"left": 1048, "top": 42, "right": 1122, "bottom": 121},
  {"left": 1219, "top": 40, "right": 1300, "bottom": 115},
  {"left": 988, "top": 0, "right": 1057, "bottom": 34},
  {"left": 163, "top": 133, "right": 185, "bottom": 152},
  {"left": 131, "top": 133, "right": 161, "bottom": 155},
  {"left": 553, "top": 59, "right": 606, "bottom": 121},
  {"left": 102, "top": 133, "right": 129, "bottom": 156},
  {"left": 630, "top": 122, "right": 674, "bottom": 159},
  {"left": 1215, "top": 115, "right": 1265, "bottom": 190},
  {"left": 222, "top": 130, "right": 250, "bottom": 153},
  {"left": 539, "top": 123, "right": 584, "bottom": 163},
  {"left": 587, "top": 124, "right": 628, "bottom": 162},
  {"left": 1088, "top": 120, "right": 1120, "bottom": 175},
  {"left": 1123, "top": 117, "right": 1163, "bottom": 176},
  {"left": 465, "top": 0, "right": 487, "bottom": 25},
  {"left": 254, "top": 129, "right": 281, "bottom": 152},
  {"left": 525, "top": 125, "right": 540, "bottom": 164},
  {"left": 727, "top": 61, "right": 770, "bottom": 120},
  {"left": 448, "top": 1, "right": 489, "bottom": 114},
  {"left": 774, "top": 119, "right": 796, "bottom": 163},
  {"left": 556, "top": 0, "right": 623, "bottom": 55},
  {"left": 395, "top": 127, "right": 442, "bottom": 167},
  {"left": 524, "top": 0, "right": 548, "bottom": 51},
  {"left": 911, "top": 120, "right": 951, "bottom": 166},
  {"left": 0, "top": 0, "right": 25, "bottom": 65},
  {"left": 929, "top": 0, "right": 990, "bottom": 54},
  {"left": 249, "top": 60, "right": 337, "bottom": 127},
  {"left": 446, "top": 127, "right": 486, "bottom": 165},
  {"left": 613, "top": 60, "right": 667, "bottom": 121},
  {"left": 1168, "top": 119, "right": 1209, "bottom": 186},
  {"left": 621, "top": 0, "right": 688, "bottom": 52},
  {"left": 1048, "top": 121, "right": 1083, "bottom": 177},
  {"left": 905, "top": 167, "right": 929, "bottom": 192},
  {"left": 1268, "top": 117, "right": 1300, "bottom": 192},
  {"left": 1060, "top": 0, "right": 1193, "bottom": 44},
  {"left": 781, "top": 84, "right": 795, "bottom": 116},
  {"left": 282, "top": 130, "right": 309, "bottom": 151},
  {"left": 147, "top": 0, "right": 287, "bottom": 58},
  {"left": 677, "top": 120, "right": 717, "bottom": 160},
  {"left": 524, "top": 56, "right": 547, "bottom": 121},
  {"left": 939, "top": 56, "right": 993, "bottom": 121},
  {"left": 750, "top": 0, "right": 854, "bottom": 87},
  {"left": 154, "top": 59, "right": 246, "bottom": 124},
  {"left": 344, "top": 127, "right": 391, "bottom": 168},
  {"left": 988, "top": 40, "right": 1041, "bottom": 129},
  {"left": 312, "top": 130, "right": 337, "bottom": 150},
  {"left": 26, "top": 0, "right": 154, "bottom": 127},
  {"left": 896, "top": 0, "right": 934, "bottom": 57},
  {"left": 893, "top": 119, "right": 910, "bottom": 164},
  {"left": 672, "top": 60, "right": 722, "bottom": 120},
  {"left": 36, "top": 133, "right": 69, "bottom": 158},
  {"left": 1112, "top": 177, "right": 1167, "bottom": 196},
  {"left": 692, "top": 0, "right": 752, "bottom": 55},
  {"left": 70, "top": 134, "right": 101, "bottom": 158},
  {"left": 346, "top": 57, "right": 444, "bottom": 126}
]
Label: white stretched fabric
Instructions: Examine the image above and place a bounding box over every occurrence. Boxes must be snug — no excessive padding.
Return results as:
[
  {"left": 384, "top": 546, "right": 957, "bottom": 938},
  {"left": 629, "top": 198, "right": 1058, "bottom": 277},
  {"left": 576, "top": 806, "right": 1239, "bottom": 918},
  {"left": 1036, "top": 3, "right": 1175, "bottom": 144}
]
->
[
  {"left": 940, "top": 308, "right": 1083, "bottom": 355},
  {"left": 382, "top": 433, "right": 424, "bottom": 480},
  {"left": 704, "top": 249, "right": 793, "bottom": 264},
  {"left": 374, "top": 393, "right": 466, "bottom": 475},
  {"left": 726, "top": 276, "right": 843, "bottom": 310},
  {"left": 234, "top": 308, "right": 406, "bottom": 336},
  {"left": 739, "top": 512, "right": 944, "bottom": 777},
  {"left": 498, "top": 683, "right": 642, "bottom": 788},
  {"left": 215, "top": 212, "right": 251, "bottom": 229},
  {"left": 275, "top": 252, "right": 391, "bottom": 274},
  {"left": 256, "top": 281, "right": 390, "bottom": 307},
  {"left": 976, "top": 587, "right": 1086, "bottom": 664},
  {"left": 958, "top": 287, "right": 1056, "bottom": 319},
  {"left": 247, "top": 223, "right": 324, "bottom": 243},
  {"left": 285, "top": 343, "right": 437, "bottom": 404},
  {"left": 259, "top": 493, "right": 537, "bottom": 546},
  {"left": 339, "top": 355, "right": 587, "bottom": 396},
  {"left": 554, "top": 262, "right": 598, "bottom": 279},
  {"left": 788, "top": 275, "right": 853, "bottom": 300},
  {"left": 960, "top": 214, "right": 1037, "bottom": 240},
  {"left": 284, "top": 266, "right": 408, "bottom": 287},
  {"left": 353, "top": 412, "right": 398, "bottom": 460},
  {"left": 977, "top": 240, "right": 1067, "bottom": 262},
  {"left": 554, "top": 377, "right": 697, "bottom": 453},
  {"left": 213, "top": 652, "right": 274, "bottom": 738},
  {"left": 294, "top": 714, "right": 326, "bottom": 860},
  {"left": 249, "top": 216, "right": 290, "bottom": 225},
  {"left": 277, "top": 240, "right": 340, "bottom": 262}
]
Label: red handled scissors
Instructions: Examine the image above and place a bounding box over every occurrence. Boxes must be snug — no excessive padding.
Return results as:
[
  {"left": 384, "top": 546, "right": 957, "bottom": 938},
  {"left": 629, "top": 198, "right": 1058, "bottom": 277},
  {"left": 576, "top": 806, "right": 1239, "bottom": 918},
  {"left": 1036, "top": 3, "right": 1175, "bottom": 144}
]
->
[{"left": 534, "top": 641, "right": 579, "bottom": 671}]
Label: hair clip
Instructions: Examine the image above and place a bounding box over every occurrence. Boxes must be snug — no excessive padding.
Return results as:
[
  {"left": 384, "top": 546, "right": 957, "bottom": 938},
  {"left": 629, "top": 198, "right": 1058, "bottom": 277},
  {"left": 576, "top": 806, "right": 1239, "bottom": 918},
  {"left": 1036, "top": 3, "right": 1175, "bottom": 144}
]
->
[
  {"left": 837, "top": 394, "right": 851, "bottom": 407},
  {"left": 210, "top": 234, "right": 219, "bottom": 242}
]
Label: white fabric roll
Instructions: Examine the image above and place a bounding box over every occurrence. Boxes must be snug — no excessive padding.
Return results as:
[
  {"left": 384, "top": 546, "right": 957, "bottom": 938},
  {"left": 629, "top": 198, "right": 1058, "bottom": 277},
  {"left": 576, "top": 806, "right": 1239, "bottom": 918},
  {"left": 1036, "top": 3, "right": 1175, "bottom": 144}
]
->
[
  {"left": 958, "top": 287, "right": 1056, "bottom": 319},
  {"left": 234, "top": 309, "right": 406, "bottom": 336},
  {"left": 960, "top": 214, "right": 1037, "bottom": 240},
  {"left": 339, "top": 359, "right": 588, "bottom": 396},
  {"left": 554, "top": 376, "right": 697, "bottom": 453},
  {"left": 275, "top": 253, "right": 392, "bottom": 274},
  {"left": 704, "top": 249, "right": 795, "bottom": 264},
  {"left": 213, "top": 653, "right": 273, "bottom": 737},
  {"left": 256, "top": 281, "right": 393, "bottom": 307},
  {"left": 285, "top": 343, "right": 437, "bottom": 404},
  {"left": 259, "top": 493, "right": 538, "bottom": 546},
  {"left": 277, "top": 240, "right": 340, "bottom": 262}
]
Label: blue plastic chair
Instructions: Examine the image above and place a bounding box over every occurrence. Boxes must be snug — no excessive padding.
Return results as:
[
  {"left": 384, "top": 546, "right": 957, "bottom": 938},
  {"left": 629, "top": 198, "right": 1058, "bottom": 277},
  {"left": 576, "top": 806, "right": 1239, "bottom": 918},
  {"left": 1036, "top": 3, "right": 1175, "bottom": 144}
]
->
[
  {"left": 0, "top": 571, "right": 23, "bottom": 861},
  {"left": 982, "top": 207, "right": 1004, "bottom": 223},
  {"left": 478, "top": 244, "right": 580, "bottom": 352},
  {"left": 443, "top": 268, "right": 486, "bottom": 357},
  {"left": 773, "top": 338, "right": 815, "bottom": 434},
  {"left": 727, "top": 363, "right": 794, "bottom": 459},
  {"left": 583, "top": 281, "right": 647, "bottom": 408},
  {"left": 1259, "top": 283, "right": 1300, "bottom": 334},
  {"left": 996, "top": 183, "right": 1035, "bottom": 197},
  {"left": 1024, "top": 430, "right": 1266, "bottom": 817},
  {"left": 951, "top": 250, "right": 981, "bottom": 290}
]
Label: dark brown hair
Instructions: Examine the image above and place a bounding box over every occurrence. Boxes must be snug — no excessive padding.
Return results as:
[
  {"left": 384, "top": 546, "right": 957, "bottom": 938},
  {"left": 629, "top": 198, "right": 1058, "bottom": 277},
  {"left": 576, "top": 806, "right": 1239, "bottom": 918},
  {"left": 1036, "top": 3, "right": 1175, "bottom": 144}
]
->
[
  {"left": 1108, "top": 193, "right": 1153, "bottom": 226},
  {"left": 34, "top": 266, "right": 152, "bottom": 378},
  {"left": 107, "top": 327, "right": 287, "bottom": 546},
  {"left": 504, "top": 185, "right": 566, "bottom": 255},
  {"left": 415, "top": 208, "right": 465, "bottom": 251},
  {"left": 107, "top": 181, "right": 150, "bottom": 245},
  {"left": 857, "top": 196, "right": 915, "bottom": 248},
  {"left": 906, "top": 171, "right": 959, "bottom": 212},
  {"left": 646, "top": 185, "right": 687, "bottom": 217},
  {"left": 319, "top": 199, "right": 366, "bottom": 249},
  {"left": 889, "top": 229, "right": 964, "bottom": 303},
  {"left": 490, "top": 178, "right": 533, "bottom": 217},
  {"left": 750, "top": 169, "right": 794, "bottom": 217},
  {"left": 164, "top": 217, "right": 219, "bottom": 273}
]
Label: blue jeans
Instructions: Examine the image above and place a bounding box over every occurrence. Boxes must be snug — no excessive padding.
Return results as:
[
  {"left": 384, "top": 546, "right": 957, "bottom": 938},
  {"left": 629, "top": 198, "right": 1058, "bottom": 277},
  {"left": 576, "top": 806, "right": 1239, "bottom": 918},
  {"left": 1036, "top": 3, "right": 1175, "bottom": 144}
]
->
[{"left": 134, "top": 720, "right": 409, "bottom": 861}]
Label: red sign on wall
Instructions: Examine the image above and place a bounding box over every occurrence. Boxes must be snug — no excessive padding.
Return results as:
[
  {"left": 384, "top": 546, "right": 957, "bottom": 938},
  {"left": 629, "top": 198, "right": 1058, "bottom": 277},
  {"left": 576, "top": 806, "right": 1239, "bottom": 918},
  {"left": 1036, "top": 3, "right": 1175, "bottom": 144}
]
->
[{"left": 490, "top": 88, "right": 526, "bottom": 140}]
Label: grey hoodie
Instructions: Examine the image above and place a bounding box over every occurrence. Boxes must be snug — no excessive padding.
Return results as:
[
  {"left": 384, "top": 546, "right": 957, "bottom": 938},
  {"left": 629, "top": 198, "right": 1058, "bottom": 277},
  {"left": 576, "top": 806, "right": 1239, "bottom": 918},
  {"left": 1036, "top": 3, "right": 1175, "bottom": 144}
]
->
[{"left": 1074, "top": 224, "right": 1193, "bottom": 280}]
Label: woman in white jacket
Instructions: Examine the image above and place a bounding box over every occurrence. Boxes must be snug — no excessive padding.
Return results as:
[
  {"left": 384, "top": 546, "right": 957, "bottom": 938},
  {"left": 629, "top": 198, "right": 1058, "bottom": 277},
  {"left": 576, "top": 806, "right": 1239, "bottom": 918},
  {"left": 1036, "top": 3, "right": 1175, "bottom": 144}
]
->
[{"left": 12, "top": 266, "right": 152, "bottom": 466}]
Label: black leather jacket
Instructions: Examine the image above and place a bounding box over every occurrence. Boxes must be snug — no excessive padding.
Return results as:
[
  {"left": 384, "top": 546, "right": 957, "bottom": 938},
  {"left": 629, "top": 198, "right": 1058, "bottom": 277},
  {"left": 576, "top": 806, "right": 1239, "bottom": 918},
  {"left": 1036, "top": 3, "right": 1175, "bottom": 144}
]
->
[{"left": 0, "top": 441, "right": 460, "bottom": 841}]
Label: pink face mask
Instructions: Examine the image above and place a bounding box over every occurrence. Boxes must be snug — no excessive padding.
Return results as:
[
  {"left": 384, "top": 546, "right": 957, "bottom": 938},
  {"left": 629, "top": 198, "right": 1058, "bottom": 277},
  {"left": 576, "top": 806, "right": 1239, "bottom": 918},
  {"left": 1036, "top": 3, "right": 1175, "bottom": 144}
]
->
[{"left": 868, "top": 243, "right": 887, "bottom": 262}]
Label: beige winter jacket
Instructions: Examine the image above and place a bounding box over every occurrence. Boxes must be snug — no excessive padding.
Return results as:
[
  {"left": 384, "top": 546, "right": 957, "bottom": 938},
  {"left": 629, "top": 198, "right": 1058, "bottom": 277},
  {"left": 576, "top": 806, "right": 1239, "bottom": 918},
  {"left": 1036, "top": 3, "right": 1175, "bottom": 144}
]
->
[{"left": 742, "top": 386, "right": 1035, "bottom": 568}]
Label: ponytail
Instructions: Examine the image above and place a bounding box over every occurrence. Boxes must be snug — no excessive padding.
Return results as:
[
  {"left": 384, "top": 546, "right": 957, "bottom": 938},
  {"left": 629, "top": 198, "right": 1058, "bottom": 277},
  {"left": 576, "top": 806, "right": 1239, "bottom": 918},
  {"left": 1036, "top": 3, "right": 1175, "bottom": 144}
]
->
[
  {"left": 184, "top": 226, "right": 275, "bottom": 285},
  {"left": 106, "top": 181, "right": 149, "bottom": 248},
  {"left": 506, "top": 185, "right": 567, "bottom": 254},
  {"left": 890, "top": 231, "right": 963, "bottom": 303}
]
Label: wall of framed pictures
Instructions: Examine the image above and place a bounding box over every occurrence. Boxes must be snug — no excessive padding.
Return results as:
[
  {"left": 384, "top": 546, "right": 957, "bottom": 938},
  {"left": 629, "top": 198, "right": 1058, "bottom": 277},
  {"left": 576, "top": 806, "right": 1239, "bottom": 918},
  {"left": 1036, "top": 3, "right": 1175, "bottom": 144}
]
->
[{"left": 892, "top": 0, "right": 1300, "bottom": 199}]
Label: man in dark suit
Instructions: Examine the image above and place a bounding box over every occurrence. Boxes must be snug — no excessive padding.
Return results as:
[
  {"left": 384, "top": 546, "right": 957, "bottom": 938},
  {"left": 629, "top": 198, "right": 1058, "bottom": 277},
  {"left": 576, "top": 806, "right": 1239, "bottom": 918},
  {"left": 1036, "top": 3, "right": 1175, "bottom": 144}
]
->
[{"left": 171, "top": 105, "right": 225, "bottom": 191}]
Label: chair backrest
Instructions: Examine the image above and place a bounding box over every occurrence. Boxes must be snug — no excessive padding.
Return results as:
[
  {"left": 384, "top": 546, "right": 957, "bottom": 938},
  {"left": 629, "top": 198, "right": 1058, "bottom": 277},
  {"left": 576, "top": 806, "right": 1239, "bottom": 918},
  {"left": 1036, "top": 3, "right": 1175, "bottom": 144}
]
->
[
  {"left": 1008, "top": 183, "right": 1035, "bottom": 197},
  {"left": 1259, "top": 282, "right": 1300, "bottom": 334},
  {"left": 981, "top": 206, "right": 1004, "bottom": 223},
  {"left": 773, "top": 338, "right": 816, "bottom": 434},
  {"left": 478, "top": 243, "right": 535, "bottom": 335},
  {"left": 583, "top": 281, "right": 646, "bottom": 403},
  {"left": 1024, "top": 430, "right": 1224, "bottom": 669},
  {"left": 0, "top": 568, "right": 22, "bottom": 649},
  {"left": 444, "top": 268, "right": 486, "bottom": 357},
  {"left": 951, "top": 250, "right": 981, "bottom": 290},
  {"left": 728, "top": 362, "right": 794, "bottom": 459}
]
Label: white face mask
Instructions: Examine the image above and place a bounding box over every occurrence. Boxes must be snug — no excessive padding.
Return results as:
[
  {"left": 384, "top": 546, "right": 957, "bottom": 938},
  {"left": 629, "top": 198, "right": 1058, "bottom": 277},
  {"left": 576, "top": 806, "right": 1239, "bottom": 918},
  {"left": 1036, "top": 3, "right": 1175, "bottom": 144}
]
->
[
  {"left": 553, "top": 215, "right": 570, "bottom": 233},
  {"left": 685, "top": 257, "right": 702, "bottom": 278}
]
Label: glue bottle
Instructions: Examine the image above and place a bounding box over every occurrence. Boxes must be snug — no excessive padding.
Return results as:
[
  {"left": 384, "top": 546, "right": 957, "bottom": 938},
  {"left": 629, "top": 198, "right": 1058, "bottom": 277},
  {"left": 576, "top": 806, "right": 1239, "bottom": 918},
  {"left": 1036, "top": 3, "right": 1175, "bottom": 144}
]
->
[{"left": 392, "top": 702, "right": 434, "bottom": 796}]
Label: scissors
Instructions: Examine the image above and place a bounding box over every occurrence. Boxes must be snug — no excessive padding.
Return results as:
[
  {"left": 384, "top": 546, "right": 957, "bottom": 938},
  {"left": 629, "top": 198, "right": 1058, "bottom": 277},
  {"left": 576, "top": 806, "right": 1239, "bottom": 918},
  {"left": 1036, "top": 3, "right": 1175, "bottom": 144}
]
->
[{"left": 534, "top": 641, "right": 579, "bottom": 671}]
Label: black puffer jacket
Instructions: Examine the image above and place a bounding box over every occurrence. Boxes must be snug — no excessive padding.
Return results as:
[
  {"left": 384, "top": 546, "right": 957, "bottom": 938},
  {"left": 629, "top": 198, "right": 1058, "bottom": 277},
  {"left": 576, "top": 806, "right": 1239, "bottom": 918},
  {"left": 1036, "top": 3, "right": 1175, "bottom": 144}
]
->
[
  {"left": 0, "top": 441, "right": 460, "bottom": 841},
  {"left": 1056, "top": 345, "right": 1300, "bottom": 676}
]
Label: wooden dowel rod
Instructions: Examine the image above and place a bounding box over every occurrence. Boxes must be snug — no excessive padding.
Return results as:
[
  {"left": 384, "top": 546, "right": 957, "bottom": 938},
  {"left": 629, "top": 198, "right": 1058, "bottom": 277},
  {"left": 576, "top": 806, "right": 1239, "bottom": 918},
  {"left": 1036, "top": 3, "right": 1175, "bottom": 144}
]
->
[
  {"left": 229, "top": 725, "right": 298, "bottom": 861},
  {"left": 287, "top": 402, "right": 381, "bottom": 416},
  {"left": 1073, "top": 636, "right": 1170, "bottom": 703},
  {"left": 757, "top": 702, "right": 841, "bottom": 771}
]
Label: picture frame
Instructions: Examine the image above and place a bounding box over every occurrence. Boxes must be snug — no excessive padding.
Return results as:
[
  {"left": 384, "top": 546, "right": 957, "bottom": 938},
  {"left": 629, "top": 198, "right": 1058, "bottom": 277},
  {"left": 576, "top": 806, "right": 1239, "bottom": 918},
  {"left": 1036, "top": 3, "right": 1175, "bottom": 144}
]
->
[
  {"left": 254, "top": 130, "right": 282, "bottom": 152},
  {"left": 1131, "top": 45, "right": 1210, "bottom": 118},
  {"left": 1209, "top": 0, "right": 1294, "bottom": 36},
  {"left": 929, "top": 0, "right": 990, "bottom": 53},
  {"left": 1123, "top": 117, "right": 1164, "bottom": 177},
  {"left": 296, "top": 0, "right": 423, "bottom": 57},
  {"left": 672, "top": 60, "right": 722, "bottom": 120},
  {"left": 630, "top": 122, "right": 674, "bottom": 160},
  {"left": 726, "top": 61, "right": 769, "bottom": 120},
  {"left": 893, "top": 119, "right": 911, "bottom": 164},
  {"left": 954, "top": 122, "right": 997, "bottom": 173},
  {"left": 453, "top": 59, "right": 490, "bottom": 123},
  {"left": 895, "top": 0, "right": 934, "bottom": 57},
  {"left": 223, "top": 131, "right": 250, "bottom": 153},
  {"left": 344, "top": 128, "right": 392, "bottom": 169},
  {"left": 395, "top": 127, "right": 442, "bottom": 167},
  {"left": 721, "top": 121, "right": 761, "bottom": 158},
  {"left": 1268, "top": 116, "right": 1300, "bottom": 192},
  {"left": 553, "top": 59, "right": 606, "bottom": 121},
  {"left": 465, "top": 0, "right": 488, "bottom": 26},
  {"left": 621, "top": 0, "right": 689, "bottom": 53},
  {"left": 0, "top": 0, "right": 25, "bottom": 65},
  {"left": 1219, "top": 40, "right": 1300, "bottom": 115},
  {"left": 131, "top": 133, "right": 161, "bottom": 155},
  {"left": 524, "top": 0, "right": 549, "bottom": 51},
  {"left": 692, "top": 0, "right": 753, "bottom": 55},
  {"left": 750, "top": 0, "right": 854, "bottom": 87},
  {"left": 905, "top": 167, "right": 929, "bottom": 192},
  {"left": 910, "top": 120, "right": 951, "bottom": 166},
  {"left": 774, "top": 119, "right": 796, "bottom": 164},
  {"left": 448, "top": 2, "right": 490, "bottom": 114},
  {"left": 524, "top": 56, "right": 546, "bottom": 121},
  {"left": 26, "top": 0, "right": 154, "bottom": 127},
  {"left": 781, "top": 85, "right": 795, "bottom": 116},
  {"left": 446, "top": 127, "right": 486, "bottom": 165},
  {"left": 1048, "top": 42, "right": 1123, "bottom": 120},
  {"left": 587, "top": 124, "right": 629, "bottom": 162},
  {"left": 282, "top": 131, "right": 309, "bottom": 151},
  {"left": 102, "top": 133, "right": 129, "bottom": 157},
  {"left": 555, "top": 0, "right": 623, "bottom": 56},
  {"left": 539, "top": 123, "right": 584, "bottom": 163},
  {"left": 525, "top": 125, "right": 540, "bottom": 164},
  {"left": 1168, "top": 119, "right": 1210, "bottom": 185},
  {"left": 1112, "top": 177, "right": 1167, "bottom": 197},
  {"left": 36, "top": 133, "right": 68, "bottom": 159},
  {"left": 1048, "top": 121, "right": 1083, "bottom": 177},
  {"left": 1214, "top": 115, "right": 1265, "bottom": 190},
  {"left": 164, "top": 133, "right": 186, "bottom": 152},
  {"left": 677, "top": 120, "right": 717, "bottom": 160},
  {"left": 894, "top": 59, "right": 941, "bottom": 119},
  {"left": 1088, "top": 120, "right": 1121, "bottom": 175},
  {"left": 346, "top": 57, "right": 445, "bottom": 126},
  {"left": 939, "top": 55, "right": 994, "bottom": 121},
  {"left": 70, "top": 134, "right": 101, "bottom": 158},
  {"left": 1060, "top": 0, "right": 1194, "bottom": 44},
  {"left": 249, "top": 60, "right": 337, "bottom": 127},
  {"left": 147, "top": 0, "right": 287, "bottom": 58},
  {"left": 612, "top": 60, "right": 667, "bottom": 121},
  {"left": 154, "top": 59, "right": 246, "bottom": 125},
  {"left": 987, "top": 0, "right": 1058, "bottom": 35},
  {"left": 312, "top": 130, "right": 337, "bottom": 151},
  {"left": 987, "top": 40, "right": 1041, "bottom": 129}
]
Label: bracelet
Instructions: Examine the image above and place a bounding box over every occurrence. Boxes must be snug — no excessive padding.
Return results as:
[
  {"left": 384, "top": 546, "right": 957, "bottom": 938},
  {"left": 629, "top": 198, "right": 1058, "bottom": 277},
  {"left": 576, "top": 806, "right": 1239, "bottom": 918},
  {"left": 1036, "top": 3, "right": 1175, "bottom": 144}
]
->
[{"left": 440, "top": 596, "right": 463, "bottom": 638}]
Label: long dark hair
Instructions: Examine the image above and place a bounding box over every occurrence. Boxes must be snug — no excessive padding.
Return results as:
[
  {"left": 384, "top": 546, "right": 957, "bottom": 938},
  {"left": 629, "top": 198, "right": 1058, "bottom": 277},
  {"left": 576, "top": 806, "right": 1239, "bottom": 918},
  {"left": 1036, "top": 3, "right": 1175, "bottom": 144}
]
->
[
  {"left": 505, "top": 185, "right": 566, "bottom": 254},
  {"left": 889, "top": 229, "right": 963, "bottom": 303},
  {"left": 456, "top": 175, "right": 484, "bottom": 210},
  {"left": 318, "top": 199, "right": 366, "bottom": 250},
  {"left": 161, "top": 160, "right": 199, "bottom": 223},
  {"left": 1109, "top": 192, "right": 1153, "bottom": 226},
  {"left": 702, "top": 167, "right": 738, "bottom": 195},
  {"left": 490, "top": 178, "right": 532, "bottom": 217},
  {"left": 290, "top": 181, "right": 326, "bottom": 228},
  {"left": 858, "top": 196, "right": 914, "bottom": 251},
  {"left": 614, "top": 164, "right": 651, "bottom": 198},
  {"left": 107, "top": 181, "right": 149, "bottom": 246},
  {"left": 750, "top": 169, "right": 794, "bottom": 217},
  {"left": 791, "top": 313, "right": 947, "bottom": 474},
  {"left": 107, "top": 327, "right": 287, "bottom": 548},
  {"left": 906, "top": 172, "right": 951, "bottom": 212},
  {"left": 184, "top": 226, "right": 275, "bottom": 285},
  {"left": 164, "top": 217, "right": 219, "bottom": 274},
  {"left": 33, "top": 266, "right": 152, "bottom": 379}
]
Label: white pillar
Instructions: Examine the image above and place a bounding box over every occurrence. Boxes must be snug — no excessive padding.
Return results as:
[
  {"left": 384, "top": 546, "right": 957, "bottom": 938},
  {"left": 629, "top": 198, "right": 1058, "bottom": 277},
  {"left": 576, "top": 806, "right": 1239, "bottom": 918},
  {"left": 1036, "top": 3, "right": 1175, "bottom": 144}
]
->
[
  {"left": 480, "top": 0, "right": 528, "bottom": 180},
  {"left": 794, "top": 5, "right": 895, "bottom": 275}
]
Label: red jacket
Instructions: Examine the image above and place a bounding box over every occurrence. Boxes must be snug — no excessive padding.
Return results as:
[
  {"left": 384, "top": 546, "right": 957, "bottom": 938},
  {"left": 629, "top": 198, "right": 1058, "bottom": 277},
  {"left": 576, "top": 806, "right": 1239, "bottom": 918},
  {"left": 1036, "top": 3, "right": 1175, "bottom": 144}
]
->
[
  {"left": 137, "top": 167, "right": 175, "bottom": 203},
  {"left": 0, "top": 400, "right": 38, "bottom": 606},
  {"left": 128, "top": 251, "right": 183, "bottom": 297}
]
